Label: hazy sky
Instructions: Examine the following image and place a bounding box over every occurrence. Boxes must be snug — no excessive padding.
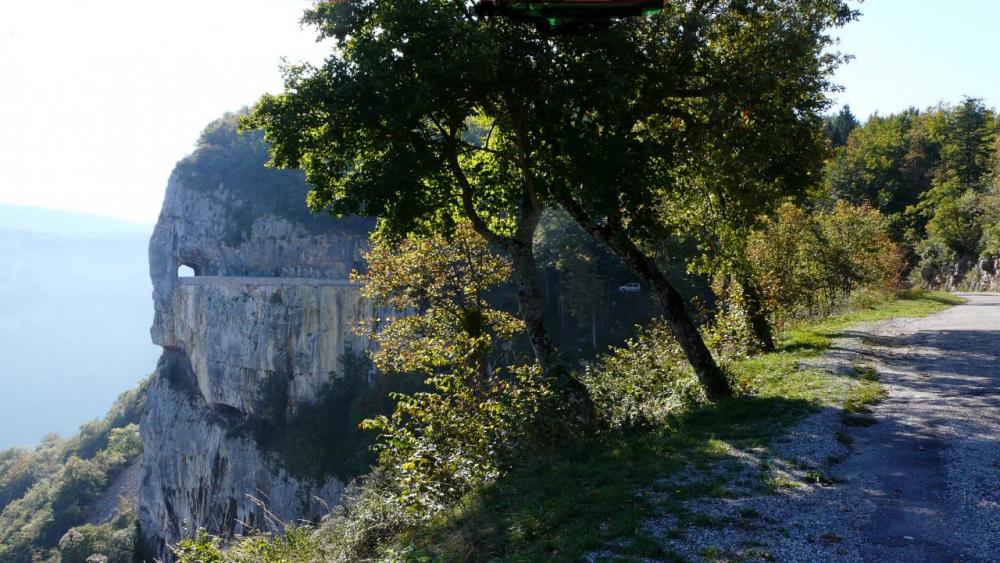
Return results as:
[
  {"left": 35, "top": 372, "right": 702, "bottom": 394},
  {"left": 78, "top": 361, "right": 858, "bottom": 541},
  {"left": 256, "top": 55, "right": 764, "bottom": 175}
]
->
[
  {"left": 0, "top": 0, "right": 328, "bottom": 223},
  {"left": 1, "top": 1, "right": 998, "bottom": 223}
]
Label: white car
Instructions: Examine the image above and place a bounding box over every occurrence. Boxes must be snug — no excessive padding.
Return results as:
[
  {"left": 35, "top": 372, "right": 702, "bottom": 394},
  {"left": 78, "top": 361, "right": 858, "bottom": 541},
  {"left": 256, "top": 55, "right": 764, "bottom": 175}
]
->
[{"left": 618, "top": 282, "right": 641, "bottom": 293}]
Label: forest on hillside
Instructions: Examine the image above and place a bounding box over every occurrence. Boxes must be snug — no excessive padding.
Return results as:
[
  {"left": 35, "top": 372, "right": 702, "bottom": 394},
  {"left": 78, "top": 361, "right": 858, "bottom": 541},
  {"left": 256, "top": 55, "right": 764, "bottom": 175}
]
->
[{"left": 824, "top": 99, "right": 1000, "bottom": 285}]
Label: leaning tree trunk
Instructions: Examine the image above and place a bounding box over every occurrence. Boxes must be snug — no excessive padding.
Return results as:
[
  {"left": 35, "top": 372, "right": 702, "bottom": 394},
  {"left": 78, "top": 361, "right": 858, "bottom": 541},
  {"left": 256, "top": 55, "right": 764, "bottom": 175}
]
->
[
  {"left": 618, "top": 246, "right": 732, "bottom": 401},
  {"left": 738, "top": 276, "right": 776, "bottom": 353},
  {"left": 557, "top": 199, "right": 732, "bottom": 401}
]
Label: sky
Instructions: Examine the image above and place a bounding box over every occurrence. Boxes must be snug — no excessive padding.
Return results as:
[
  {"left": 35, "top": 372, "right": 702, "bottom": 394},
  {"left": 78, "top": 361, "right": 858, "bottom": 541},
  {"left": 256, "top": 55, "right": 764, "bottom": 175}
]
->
[
  {"left": 0, "top": 1, "right": 998, "bottom": 223},
  {"left": 830, "top": 0, "right": 1000, "bottom": 120},
  {"left": 0, "top": 0, "right": 329, "bottom": 224}
]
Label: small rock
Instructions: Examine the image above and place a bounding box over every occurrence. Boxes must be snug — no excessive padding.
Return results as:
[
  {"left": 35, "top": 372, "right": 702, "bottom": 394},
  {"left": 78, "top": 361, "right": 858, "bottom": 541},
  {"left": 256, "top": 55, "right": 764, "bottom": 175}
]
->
[{"left": 820, "top": 532, "right": 843, "bottom": 544}]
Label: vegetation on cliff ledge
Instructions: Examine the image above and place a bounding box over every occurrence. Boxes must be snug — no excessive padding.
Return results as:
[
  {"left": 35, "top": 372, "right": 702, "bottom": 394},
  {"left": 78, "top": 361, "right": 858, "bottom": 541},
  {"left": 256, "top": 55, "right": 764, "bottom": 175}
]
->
[{"left": 0, "top": 379, "right": 148, "bottom": 563}]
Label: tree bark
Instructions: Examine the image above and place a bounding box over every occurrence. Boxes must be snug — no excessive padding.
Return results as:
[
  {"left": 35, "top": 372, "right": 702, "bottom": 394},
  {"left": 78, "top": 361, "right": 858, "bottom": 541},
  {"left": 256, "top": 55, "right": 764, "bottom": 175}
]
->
[
  {"left": 507, "top": 239, "right": 559, "bottom": 371},
  {"left": 738, "top": 276, "right": 776, "bottom": 353},
  {"left": 557, "top": 199, "right": 732, "bottom": 401},
  {"left": 506, "top": 238, "right": 595, "bottom": 418},
  {"left": 618, "top": 243, "right": 732, "bottom": 401}
]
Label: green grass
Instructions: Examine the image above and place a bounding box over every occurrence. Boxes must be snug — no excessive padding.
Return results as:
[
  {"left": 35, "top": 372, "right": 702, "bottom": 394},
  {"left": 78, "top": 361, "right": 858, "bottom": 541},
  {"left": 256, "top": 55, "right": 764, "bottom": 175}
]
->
[
  {"left": 841, "top": 363, "right": 886, "bottom": 427},
  {"left": 396, "top": 292, "right": 961, "bottom": 561}
]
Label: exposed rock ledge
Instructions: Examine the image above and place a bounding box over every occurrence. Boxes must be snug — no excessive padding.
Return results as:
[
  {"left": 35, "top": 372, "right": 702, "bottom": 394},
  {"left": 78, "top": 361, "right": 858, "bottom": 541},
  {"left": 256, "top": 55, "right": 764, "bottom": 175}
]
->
[{"left": 920, "top": 256, "right": 1000, "bottom": 292}]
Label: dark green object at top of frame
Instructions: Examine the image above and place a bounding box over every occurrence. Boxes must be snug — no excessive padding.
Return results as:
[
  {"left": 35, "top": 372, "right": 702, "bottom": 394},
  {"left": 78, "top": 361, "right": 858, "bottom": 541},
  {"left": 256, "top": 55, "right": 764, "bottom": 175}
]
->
[{"left": 473, "top": 0, "right": 666, "bottom": 33}]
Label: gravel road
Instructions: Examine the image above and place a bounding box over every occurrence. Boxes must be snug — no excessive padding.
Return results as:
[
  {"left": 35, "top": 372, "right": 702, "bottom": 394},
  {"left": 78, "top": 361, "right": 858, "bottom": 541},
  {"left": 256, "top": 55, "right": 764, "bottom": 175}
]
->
[
  {"left": 843, "top": 293, "right": 1000, "bottom": 561},
  {"left": 638, "top": 293, "right": 1000, "bottom": 562}
]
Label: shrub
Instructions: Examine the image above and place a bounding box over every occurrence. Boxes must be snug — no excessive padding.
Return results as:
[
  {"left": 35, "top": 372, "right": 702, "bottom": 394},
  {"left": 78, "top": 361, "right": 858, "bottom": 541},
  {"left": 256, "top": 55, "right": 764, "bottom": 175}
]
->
[
  {"left": 105, "top": 425, "right": 141, "bottom": 462},
  {"left": 58, "top": 524, "right": 137, "bottom": 563},
  {"left": 174, "top": 526, "right": 323, "bottom": 563},
  {"left": 916, "top": 238, "right": 958, "bottom": 272},
  {"left": 584, "top": 322, "right": 704, "bottom": 429},
  {"left": 747, "top": 202, "right": 903, "bottom": 325},
  {"left": 702, "top": 279, "right": 765, "bottom": 360}
]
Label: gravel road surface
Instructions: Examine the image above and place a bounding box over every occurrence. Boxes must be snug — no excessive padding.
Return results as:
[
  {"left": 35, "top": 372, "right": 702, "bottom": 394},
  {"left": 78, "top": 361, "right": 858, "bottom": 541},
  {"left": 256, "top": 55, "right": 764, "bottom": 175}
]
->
[
  {"left": 639, "top": 293, "right": 1000, "bottom": 562},
  {"left": 844, "top": 293, "right": 1000, "bottom": 561}
]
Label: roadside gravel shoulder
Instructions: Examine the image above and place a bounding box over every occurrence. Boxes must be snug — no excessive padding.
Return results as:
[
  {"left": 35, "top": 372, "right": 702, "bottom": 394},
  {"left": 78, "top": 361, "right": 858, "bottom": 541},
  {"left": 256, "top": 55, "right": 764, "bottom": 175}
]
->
[{"left": 616, "top": 295, "right": 999, "bottom": 562}]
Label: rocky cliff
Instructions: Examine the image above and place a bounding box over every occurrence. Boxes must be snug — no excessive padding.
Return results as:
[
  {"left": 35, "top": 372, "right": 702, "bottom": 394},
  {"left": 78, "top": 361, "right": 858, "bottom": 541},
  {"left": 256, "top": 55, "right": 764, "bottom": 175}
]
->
[
  {"left": 919, "top": 255, "right": 1000, "bottom": 292},
  {"left": 139, "top": 114, "right": 374, "bottom": 560}
]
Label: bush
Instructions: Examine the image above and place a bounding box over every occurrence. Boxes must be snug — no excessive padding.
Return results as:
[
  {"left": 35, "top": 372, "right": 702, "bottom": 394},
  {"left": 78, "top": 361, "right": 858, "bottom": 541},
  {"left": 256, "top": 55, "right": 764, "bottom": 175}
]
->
[
  {"left": 105, "top": 425, "right": 141, "bottom": 463},
  {"left": 584, "top": 322, "right": 704, "bottom": 429},
  {"left": 362, "top": 364, "right": 555, "bottom": 518},
  {"left": 58, "top": 524, "right": 137, "bottom": 563},
  {"left": 916, "top": 238, "right": 958, "bottom": 272},
  {"left": 701, "top": 279, "right": 765, "bottom": 360},
  {"left": 178, "top": 223, "right": 570, "bottom": 562},
  {"left": 174, "top": 526, "right": 323, "bottom": 563},
  {"left": 747, "top": 202, "right": 903, "bottom": 325}
]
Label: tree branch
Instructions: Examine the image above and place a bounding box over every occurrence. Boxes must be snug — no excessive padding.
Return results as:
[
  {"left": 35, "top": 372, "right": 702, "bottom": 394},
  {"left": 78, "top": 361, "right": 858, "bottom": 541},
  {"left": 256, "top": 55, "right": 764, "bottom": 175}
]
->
[{"left": 446, "top": 149, "right": 514, "bottom": 249}]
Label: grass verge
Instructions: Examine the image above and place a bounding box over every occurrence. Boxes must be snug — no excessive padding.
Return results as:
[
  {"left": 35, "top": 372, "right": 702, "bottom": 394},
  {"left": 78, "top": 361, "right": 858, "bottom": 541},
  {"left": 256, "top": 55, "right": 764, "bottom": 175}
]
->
[
  {"left": 395, "top": 291, "right": 961, "bottom": 561},
  {"left": 841, "top": 363, "right": 885, "bottom": 427}
]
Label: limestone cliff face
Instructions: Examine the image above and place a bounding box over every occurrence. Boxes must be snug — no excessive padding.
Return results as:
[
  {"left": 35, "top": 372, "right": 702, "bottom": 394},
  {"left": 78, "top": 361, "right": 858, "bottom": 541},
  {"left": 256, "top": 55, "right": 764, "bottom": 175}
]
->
[
  {"left": 920, "top": 256, "right": 1000, "bottom": 292},
  {"left": 139, "top": 118, "right": 374, "bottom": 560}
]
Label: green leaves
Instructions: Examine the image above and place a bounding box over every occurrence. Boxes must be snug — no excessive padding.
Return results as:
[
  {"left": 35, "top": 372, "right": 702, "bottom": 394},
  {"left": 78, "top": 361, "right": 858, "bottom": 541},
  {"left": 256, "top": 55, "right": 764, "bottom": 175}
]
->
[
  {"left": 351, "top": 222, "right": 556, "bottom": 521},
  {"left": 825, "top": 98, "right": 1000, "bottom": 258},
  {"left": 746, "top": 202, "right": 903, "bottom": 323},
  {"left": 356, "top": 222, "right": 519, "bottom": 375}
]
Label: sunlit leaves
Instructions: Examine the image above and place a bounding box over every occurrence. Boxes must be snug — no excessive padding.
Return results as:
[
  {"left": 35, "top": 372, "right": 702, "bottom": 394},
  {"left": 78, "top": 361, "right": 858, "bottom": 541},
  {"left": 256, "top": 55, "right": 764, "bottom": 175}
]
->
[
  {"left": 747, "top": 202, "right": 903, "bottom": 324},
  {"left": 355, "top": 221, "right": 519, "bottom": 375},
  {"left": 351, "top": 222, "right": 552, "bottom": 518}
]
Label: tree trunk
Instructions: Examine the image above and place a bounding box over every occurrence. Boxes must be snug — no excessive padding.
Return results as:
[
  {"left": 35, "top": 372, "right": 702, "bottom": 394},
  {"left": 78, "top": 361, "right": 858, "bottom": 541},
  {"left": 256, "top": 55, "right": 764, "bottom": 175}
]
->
[
  {"left": 738, "top": 276, "right": 776, "bottom": 353},
  {"left": 557, "top": 200, "right": 732, "bottom": 400},
  {"left": 508, "top": 240, "right": 559, "bottom": 370},
  {"left": 507, "top": 239, "right": 595, "bottom": 417},
  {"left": 623, "top": 249, "right": 731, "bottom": 401},
  {"left": 448, "top": 143, "right": 592, "bottom": 416}
]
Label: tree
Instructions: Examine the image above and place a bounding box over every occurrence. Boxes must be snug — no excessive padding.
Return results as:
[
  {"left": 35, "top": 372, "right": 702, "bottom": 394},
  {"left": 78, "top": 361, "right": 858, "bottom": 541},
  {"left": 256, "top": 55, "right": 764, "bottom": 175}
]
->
[
  {"left": 534, "top": 1, "right": 854, "bottom": 396},
  {"left": 353, "top": 222, "right": 554, "bottom": 516},
  {"left": 912, "top": 100, "right": 998, "bottom": 257},
  {"left": 925, "top": 187, "right": 983, "bottom": 257},
  {"left": 824, "top": 111, "right": 929, "bottom": 217},
  {"left": 245, "top": 0, "right": 593, "bottom": 406},
  {"left": 825, "top": 105, "right": 859, "bottom": 147},
  {"left": 357, "top": 222, "right": 521, "bottom": 381},
  {"left": 247, "top": 0, "right": 853, "bottom": 401},
  {"left": 747, "top": 202, "right": 901, "bottom": 322},
  {"left": 944, "top": 97, "right": 996, "bottom": 190}
]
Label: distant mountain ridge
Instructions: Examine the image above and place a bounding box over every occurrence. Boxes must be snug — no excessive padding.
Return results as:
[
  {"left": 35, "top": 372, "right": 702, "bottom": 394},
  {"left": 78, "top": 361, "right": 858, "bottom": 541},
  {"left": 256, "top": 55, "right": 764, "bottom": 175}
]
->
[
  {"left": 0, "top": 204, "right": 152, "bottom": 236},
  {"left": 0, "top": 205, "right": 159, "bottom": 450}
]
